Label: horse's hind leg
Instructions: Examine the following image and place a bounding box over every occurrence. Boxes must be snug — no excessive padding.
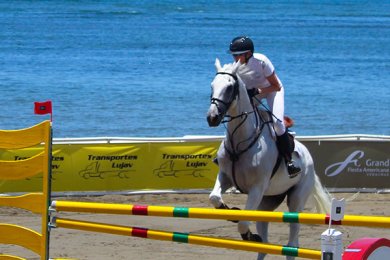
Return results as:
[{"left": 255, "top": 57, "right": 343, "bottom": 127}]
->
[
  {"left": 257, "top": 194, "right": 287, "bottom": 242},
  {"left": 209, "top": 171, "right": 232, "bottom": 208},
  {"left": 255, "top": 194, "right": 287, "bottom": 260},
  {"left": 286, "top": 175, "right": 314, "bottom": 252}
]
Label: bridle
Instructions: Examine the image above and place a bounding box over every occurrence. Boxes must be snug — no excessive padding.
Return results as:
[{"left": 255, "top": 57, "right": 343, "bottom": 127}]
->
[
  {"left": 210, "top": 72, "right": 240, "bottom": 117},
  {"left": 210, "top": 71, "right": 272, "bottom": 193}
]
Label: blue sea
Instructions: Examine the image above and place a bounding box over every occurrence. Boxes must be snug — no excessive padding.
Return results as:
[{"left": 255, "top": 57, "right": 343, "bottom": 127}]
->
[{"left": 1, "top": 1, "right": 389, "bottom": 138}]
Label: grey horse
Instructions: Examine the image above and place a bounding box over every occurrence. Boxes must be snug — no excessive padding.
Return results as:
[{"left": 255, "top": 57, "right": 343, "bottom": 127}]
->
[{"left": 207, "top": 59, "right": 331, "bottom": 260}]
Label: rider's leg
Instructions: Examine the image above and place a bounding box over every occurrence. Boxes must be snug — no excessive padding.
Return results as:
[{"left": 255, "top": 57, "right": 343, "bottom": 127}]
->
[
  {"left": 276, "top": 130, "right": 301, "bottom": 177},
  {"left": 267, "top": 87, "right": 301, "bottom": 178}
]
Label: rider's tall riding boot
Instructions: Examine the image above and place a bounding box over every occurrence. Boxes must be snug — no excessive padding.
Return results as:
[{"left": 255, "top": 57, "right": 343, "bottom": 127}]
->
[{"left": 276, "top": 131, "right": 301, "bottom": 178}]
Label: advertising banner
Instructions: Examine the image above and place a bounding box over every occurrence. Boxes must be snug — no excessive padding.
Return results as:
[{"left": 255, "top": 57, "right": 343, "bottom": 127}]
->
[
  {"left": 304, "top": 140, "right": 389, "bottom": 190},
  {"left": 0, "top": 142, "right": 220, "bottom": 193},
  {"left": 0, "top": 137, "right": 388, "bottom": 193}
]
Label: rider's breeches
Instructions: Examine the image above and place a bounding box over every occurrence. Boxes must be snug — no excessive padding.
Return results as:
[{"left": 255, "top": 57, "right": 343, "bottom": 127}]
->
[{"left": 266, "top": 86, "right": 286, "bottom": 136}]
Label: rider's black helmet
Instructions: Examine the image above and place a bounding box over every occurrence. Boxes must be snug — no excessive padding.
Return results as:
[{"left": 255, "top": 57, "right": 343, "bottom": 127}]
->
[{"left": 229, "top": 36, "right": 254, "bottom": 55}]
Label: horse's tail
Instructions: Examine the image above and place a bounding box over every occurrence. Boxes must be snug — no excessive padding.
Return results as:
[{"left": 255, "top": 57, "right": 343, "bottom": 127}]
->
[{"left": 312, "top": 174, "right": 332, "bottom": 214}]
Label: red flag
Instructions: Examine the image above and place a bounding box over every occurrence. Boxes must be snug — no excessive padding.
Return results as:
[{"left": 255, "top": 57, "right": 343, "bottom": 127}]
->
[
  {"left": 34, "top": 100, "right": 52, "bottom": 115},
  {"left": 34, "top": 100, "right": 53, "bottom": 121}
]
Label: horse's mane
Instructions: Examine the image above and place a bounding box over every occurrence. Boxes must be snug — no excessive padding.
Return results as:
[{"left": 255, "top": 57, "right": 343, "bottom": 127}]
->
[{"left": 221, "top": 63, "right": 234, "bottom": 72}]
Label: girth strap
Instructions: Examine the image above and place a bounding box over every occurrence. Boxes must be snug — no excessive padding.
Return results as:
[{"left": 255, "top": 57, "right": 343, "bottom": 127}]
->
[{"left": 271, "top": 152, "right": 283, "bottom": 179}]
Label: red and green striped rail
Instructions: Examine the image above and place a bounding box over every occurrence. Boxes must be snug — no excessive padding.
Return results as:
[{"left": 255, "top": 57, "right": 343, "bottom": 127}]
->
[
  {"left": 51, "top": 201, "right": 390, "bottom": 228},
  {"left": 53, "top": 217, "right": 322, "bottom": 259}
]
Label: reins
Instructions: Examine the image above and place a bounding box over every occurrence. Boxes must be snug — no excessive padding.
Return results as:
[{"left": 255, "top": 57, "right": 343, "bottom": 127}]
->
[
  {"left": 223, "top": 105, "right": 272, "bottom": 193},
  {"left": 223, "top": 108, "right": 265, "bottom": 161},
  {"left": 252, "top": 95, "right": 283, "bottom": 124}
]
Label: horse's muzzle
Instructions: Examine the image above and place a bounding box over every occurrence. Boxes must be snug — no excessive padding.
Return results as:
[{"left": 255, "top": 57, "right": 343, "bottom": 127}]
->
[
  {"left": 207, "top": 103, "right": 224, "bottom": 127},
  {"left": 207, "top": 114, "right": 222, "bottom": 127}
]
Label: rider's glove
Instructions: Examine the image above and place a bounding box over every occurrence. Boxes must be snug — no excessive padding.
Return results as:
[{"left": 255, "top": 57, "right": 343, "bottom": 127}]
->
[{"left": 247, "top": 88, "right": 260, "bottom": 98}]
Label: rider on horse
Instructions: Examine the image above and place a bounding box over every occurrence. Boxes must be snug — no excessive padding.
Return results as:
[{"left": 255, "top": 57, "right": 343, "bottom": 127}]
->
[{"left": 228, "top": 36, "right": 301, "bottom": 178}]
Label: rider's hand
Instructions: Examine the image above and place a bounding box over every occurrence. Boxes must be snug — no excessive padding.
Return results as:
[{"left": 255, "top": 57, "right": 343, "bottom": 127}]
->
[{"left": 247, "top": 88, "right": 260, "bottom": 98}]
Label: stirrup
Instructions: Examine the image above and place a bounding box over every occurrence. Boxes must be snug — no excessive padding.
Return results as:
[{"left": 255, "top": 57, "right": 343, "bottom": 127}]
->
[{"left": 287, "top": 162, "right": 301, "bottom": 178}]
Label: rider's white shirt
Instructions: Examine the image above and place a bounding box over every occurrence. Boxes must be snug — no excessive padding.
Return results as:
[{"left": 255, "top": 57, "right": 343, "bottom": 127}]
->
[{"left": 237, "top": 53, "right": 282, "bottom": 90}]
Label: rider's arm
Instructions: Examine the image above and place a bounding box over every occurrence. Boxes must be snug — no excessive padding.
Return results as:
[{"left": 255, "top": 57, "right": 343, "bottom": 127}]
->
[{"left": 257, "top": 72, "right": 282, "bottom": 94}]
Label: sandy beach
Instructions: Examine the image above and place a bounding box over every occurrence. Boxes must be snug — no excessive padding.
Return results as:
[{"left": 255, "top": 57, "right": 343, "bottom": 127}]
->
[{"left": 1, "top": 192, "right": 389, "bottom": 260}]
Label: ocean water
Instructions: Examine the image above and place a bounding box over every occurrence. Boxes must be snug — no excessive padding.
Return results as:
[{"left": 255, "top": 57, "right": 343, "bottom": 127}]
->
[{"left": 1, "top": 0, "right": 389, "bottom": 138}]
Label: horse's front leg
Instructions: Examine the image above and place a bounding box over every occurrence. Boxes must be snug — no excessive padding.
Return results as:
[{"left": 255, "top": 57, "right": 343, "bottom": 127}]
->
[
  {"left": 238, "top": 186, "right": 264, "bottom": 242},
  {"left": 209, "top": 171, "right": 232, "bottom": 208}
]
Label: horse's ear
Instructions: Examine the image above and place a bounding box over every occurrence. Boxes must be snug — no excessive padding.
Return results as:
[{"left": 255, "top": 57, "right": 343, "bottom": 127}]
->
[
  {"left": 215, "top": 58, "right": 222, "bottom": 72},
  {"left": 231, "top": 60, "right": 241, "bottom": 74}
]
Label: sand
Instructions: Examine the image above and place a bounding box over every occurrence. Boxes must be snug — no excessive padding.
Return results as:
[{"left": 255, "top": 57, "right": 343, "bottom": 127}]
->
[{"left": 0, "top": 192, "right": 389, "bottom": 260}]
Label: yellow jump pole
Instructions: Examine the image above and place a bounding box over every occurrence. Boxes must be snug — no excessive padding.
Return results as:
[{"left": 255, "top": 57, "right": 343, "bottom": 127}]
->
[
  {"left": 53, "top": 217, "right": 321, "bottom": 259},
  {"left": 51, "top": 201, "right": 390, "bottom": 228}
]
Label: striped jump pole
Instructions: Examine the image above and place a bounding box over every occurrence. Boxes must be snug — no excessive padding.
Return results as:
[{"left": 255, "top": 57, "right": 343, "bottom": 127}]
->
[
  {"left": 51, "top": 201, "right": 390, "bottom": 229},
  {"left": 52, "top": 217, "right": 321, "bottom": 259}
]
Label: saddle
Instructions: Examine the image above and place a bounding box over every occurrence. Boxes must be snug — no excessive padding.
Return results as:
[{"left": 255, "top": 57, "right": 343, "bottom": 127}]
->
[
  {"left": 258, "top": 110, "right": 296, "bottom": 177},
  {"left": 271, "top": 130, "right": 296, "bottom": 178},
  {"left": 212, "top": 109, "right": 297, "bottom": 177}
]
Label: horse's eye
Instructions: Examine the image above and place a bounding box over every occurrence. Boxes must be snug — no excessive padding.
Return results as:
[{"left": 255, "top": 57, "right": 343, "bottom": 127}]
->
[{"left": 226, "top": 83, "right": 234, "bottom": 95}]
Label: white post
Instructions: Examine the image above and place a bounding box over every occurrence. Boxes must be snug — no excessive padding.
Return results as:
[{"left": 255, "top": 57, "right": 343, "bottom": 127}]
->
[
  {"left": 321, "top": 198, "right": 345, "bottom": 260},
  {"left": 321, "top": 229, "right": 343, "bottom": 260}
]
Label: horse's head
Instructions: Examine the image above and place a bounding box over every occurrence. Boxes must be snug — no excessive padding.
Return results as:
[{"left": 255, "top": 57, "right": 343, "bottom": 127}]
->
[{"left": 207, "top": 58, "right": 242, "bottom": 127}]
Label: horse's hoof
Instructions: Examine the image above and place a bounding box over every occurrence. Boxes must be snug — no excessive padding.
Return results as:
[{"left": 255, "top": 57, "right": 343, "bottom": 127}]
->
[
  {"left": 251, "top": 233, "right": 262, "bottom": 242},
  {"left": 217, "top": 204, "right": 241, "bottom": 223},
  {"left": 241, "top": 231, "right": 262, "bottom": 242},
  {"left": 217, "top": 203, "right": 229, "bottom": 209},
  {"left": 228, "top": 207, "right": 241, "bottom": 223}
]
